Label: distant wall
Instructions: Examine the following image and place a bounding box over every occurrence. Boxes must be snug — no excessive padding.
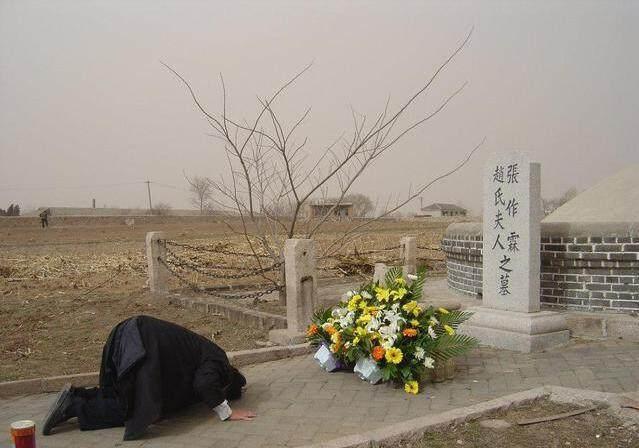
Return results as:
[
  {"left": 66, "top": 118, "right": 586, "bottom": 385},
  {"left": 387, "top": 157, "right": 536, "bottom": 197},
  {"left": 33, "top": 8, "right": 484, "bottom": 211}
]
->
[
  {"left": 23, "top": 207, "right": 204, "bottom": 217},
  {"left": 443, "top": 222, "right": 639, "bottom": 313},
  {"left": 0, "top": 215, "right": 225, "bottom": 228}
]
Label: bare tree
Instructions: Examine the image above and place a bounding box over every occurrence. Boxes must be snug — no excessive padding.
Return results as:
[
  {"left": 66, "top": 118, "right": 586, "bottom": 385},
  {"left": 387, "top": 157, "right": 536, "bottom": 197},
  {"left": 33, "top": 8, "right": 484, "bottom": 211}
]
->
[
  {"left": 344, "top": 193, "right": 374, "bottom": 218},
  {"left": 543, "top": 187, "right": 579, "bottom": 216},
  {"left": 163, "top": 28, "right": 483, "bottom": 293},
  {"left": 186, "top": 174, "right": 214, "bottom": 214},
  {"left": 152, "top": 202, "right": 172, "bottom": 216}
]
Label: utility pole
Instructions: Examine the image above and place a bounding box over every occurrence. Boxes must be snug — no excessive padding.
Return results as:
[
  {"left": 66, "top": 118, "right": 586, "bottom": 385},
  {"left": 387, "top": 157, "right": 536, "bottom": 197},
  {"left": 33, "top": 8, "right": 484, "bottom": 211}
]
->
[{"left": 145, "top": 180, "right": 153, "bottom": 213}]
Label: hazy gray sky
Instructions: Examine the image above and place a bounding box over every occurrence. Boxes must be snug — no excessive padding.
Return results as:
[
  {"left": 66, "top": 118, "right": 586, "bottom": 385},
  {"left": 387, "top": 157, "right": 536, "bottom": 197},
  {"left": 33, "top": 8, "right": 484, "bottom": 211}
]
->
[{"left": 1, "top": 0, "right": 637, "bottom": 214}]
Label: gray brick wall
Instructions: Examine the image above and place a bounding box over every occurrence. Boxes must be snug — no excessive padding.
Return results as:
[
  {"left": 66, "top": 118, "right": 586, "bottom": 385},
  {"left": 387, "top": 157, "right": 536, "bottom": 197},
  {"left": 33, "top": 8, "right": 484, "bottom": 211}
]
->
[
  {"left": 540, "top": 235, "right": 639, "bottom": 312},
  {"left": 443, "top": 223, "right": 639, "bottom": 312},
  {"left": 441, "top": 233, "right": 483, "bottom": 297}
]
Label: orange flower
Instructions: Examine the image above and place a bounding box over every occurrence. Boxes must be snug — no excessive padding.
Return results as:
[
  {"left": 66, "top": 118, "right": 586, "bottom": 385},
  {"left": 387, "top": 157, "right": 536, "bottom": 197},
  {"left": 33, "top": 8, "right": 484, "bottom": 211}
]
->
[
  {"left": 306, "top": 324, "right": 319, "bottom": 337},
  {"left": 372, "top": 345, "right": 386, "bottom": 361},
  {"left": 402, "top": 328, "right": 418, "bottom": 338},
  {"left": 325, "top": 325, "right": 337, "bottom": 335}
]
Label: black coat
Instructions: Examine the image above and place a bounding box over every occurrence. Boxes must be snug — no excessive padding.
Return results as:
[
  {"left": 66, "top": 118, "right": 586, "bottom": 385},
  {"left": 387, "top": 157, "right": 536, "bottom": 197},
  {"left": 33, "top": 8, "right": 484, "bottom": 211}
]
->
[{"left": 99, "top": 315, "right": 244, "bottom": 440}]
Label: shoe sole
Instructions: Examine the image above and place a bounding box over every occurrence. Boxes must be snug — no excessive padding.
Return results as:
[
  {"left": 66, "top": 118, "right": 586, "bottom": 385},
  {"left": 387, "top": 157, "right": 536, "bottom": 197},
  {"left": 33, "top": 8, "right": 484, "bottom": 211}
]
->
[{"left": 42, "top": 383, "right": 72, "bottom": 436}]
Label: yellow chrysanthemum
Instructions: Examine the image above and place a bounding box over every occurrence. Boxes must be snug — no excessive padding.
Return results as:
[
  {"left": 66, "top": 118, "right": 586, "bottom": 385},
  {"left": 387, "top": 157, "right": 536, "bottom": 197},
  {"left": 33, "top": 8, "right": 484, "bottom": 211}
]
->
[
  {"left": 352, "top": 294, "right": 362, "bottom": 302},
  {"left": 444, "top": 325, "right": 455, "bottom": 335},
  {"left": 438, "top": 307, "right": 449, "bottom": 314},
  {"left": 410, "top": 319, "right": 420, "bottom": 327},
  {"left": 404, "top": 380, "right": 419, "bottom": 394},
  {"left": 412, "top": 306, "right": 422, "bottom": 317},
  {"left": 347, "top": 302, "right": 358, "bottom": 312},
  {"left": 375, "top": 287, "right": 391, "bottom": 302},
  {"left": 395, "top": 277, "right": 406, "bottom": 286},
  {"left": 355, "top": 327, "right": 367, "bottom": 337},
  {"left": 359, "top": 301, "right": 369, "bottom": 310},
  {"left": 356, "top": 314, "right": 372, "bottom": 325},
  {"left": 385, "top": 347, "right": 403, "bottom": 364},
  {"left": 352, "top": 336, "right": 360, "bottom": 345}
]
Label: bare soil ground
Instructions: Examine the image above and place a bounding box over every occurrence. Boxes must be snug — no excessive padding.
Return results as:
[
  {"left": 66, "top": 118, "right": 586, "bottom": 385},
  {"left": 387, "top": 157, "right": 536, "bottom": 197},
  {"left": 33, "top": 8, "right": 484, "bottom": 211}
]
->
[
  {"left": 0, "top": 218, "right": 454, "bottom": 381},
  {"left": 408, "top": 399, "right": 639, "bottom": 448}
]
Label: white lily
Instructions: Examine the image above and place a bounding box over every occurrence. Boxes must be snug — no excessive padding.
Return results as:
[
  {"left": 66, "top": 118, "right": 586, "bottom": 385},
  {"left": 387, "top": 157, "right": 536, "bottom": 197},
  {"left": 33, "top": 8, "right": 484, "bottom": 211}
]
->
[
  {"left": 428, "top": 326, "right": 437, "bottom": 339},
  {"left": 366, "top": 316, "right": 381, "bottom": 332},
  {"left": 414, "top": 347, "right": 425, "bottom": 360}
]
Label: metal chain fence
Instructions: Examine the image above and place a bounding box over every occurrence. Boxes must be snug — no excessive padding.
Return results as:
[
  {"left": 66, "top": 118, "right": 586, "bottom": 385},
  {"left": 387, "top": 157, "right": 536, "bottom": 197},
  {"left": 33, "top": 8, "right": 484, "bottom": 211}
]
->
[
  {"left": 164, "top": 240, "right": 273, "bottom": 258},
  {"left": 158, "top": 256, "right": 281, "bottom": 301},
  {"left": 163, "top": 245, "right": 282, "bottom": 280}
]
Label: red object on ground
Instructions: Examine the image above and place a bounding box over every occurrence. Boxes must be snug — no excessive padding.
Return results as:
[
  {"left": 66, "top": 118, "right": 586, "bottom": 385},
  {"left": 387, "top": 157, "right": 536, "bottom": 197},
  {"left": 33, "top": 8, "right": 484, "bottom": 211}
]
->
[{"left": 10, "top": 420, "right": 36, "bottom": 448}]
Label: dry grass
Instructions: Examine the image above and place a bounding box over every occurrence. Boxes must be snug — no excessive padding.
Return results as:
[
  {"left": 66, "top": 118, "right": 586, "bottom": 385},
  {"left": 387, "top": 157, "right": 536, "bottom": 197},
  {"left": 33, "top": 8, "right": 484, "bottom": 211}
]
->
[{"left": 0, "top": 217, "right": 457, "bottom": 381}]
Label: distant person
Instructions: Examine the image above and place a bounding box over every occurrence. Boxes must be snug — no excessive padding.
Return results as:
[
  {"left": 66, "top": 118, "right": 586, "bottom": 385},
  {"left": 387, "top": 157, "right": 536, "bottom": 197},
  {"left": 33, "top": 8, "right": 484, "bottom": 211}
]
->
[
  {"left": 39, "top": 208, "right": 50, "bottom": 228},
  {"left": 42, "top": 315, "right": 255, "bottom": 440}
]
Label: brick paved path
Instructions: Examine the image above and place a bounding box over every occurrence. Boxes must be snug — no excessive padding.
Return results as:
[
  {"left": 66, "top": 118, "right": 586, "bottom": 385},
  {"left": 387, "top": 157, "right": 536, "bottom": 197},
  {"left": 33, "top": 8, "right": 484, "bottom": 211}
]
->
[{"left": 1, "top": 339, "right": 638, "bottom": 447}]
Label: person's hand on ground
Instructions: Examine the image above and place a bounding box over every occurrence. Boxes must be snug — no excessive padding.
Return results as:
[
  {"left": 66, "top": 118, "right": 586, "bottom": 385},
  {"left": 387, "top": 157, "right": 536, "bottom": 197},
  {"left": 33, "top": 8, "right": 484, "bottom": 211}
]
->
[{"left": 228, "top": 409, "right": 256, "bottom": 421}]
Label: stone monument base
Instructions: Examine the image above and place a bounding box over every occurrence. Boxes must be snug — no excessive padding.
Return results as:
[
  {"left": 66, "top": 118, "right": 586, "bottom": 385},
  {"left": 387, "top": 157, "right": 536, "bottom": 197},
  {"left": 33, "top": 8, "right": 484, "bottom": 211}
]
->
[
  {"left": 269, "top": 329, "right": 306, "bottom": 346},
  {"left": 461, "top": 307, "right": 570, "bottom": 353}
]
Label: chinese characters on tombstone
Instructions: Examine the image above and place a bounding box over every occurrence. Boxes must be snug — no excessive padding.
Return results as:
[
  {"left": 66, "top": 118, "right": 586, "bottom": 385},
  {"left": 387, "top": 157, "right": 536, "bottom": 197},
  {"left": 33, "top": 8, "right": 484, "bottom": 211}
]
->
[
  {"left": 483, "top": 152, "right": 541, "bottom": 313},
  {"left": 465, "top": 153, "right": 568, "bottom": 352},
  {"left": 491, "top": 163, "right": 521, "bottom": 296}
]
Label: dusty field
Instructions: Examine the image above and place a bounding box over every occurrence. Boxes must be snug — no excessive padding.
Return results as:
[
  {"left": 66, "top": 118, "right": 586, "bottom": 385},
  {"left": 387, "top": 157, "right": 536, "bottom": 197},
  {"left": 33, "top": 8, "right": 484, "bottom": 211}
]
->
[
  {"left": 409, "top": 399, "right": 639, "bottom": 448},
  {"left": 0, "top": 217, "right": 455, "bottom": 381}
]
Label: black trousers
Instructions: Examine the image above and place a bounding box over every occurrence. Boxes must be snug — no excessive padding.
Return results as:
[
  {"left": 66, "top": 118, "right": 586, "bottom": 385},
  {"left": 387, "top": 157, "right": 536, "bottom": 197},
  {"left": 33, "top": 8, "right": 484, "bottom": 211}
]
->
[{"left": 72, "top": 387, "right": 126, "bottom": 431}]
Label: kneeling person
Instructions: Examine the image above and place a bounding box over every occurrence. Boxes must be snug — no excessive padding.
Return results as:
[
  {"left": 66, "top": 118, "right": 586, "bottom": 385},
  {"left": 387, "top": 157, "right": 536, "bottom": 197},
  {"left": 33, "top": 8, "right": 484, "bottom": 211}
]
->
[{"left": 42, "top": 315, "right": 255, "bottom": 440}]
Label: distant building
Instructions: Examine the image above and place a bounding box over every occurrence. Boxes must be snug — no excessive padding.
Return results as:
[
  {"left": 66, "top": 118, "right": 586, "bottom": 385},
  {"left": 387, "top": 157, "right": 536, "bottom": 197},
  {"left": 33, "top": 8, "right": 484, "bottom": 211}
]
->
[
  {"left": 307, "top": 201, "right": 354, "bottom": 220},
  {"left": 417, "top": 203, "right": 467, "bottom": 218}
]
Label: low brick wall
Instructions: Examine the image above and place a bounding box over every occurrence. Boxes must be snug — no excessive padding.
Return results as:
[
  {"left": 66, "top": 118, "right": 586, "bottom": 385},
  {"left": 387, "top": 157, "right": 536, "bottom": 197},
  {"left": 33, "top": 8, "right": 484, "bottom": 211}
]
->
[
  {"left": 441, "top": 223, "right": 483, "bottom": 297},
  {"left": 443, "top": 222, "right": 639, "bottom": 312}
]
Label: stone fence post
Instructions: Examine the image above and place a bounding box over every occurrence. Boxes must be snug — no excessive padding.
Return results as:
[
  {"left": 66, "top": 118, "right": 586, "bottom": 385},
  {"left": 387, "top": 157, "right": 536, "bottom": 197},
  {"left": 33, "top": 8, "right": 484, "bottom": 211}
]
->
[
  {"left": 373, "top": 263, "right": 388, "bottom": 285},
  {"left": 278, "top": 252, "right": 286, "bottom": 306},
  {"left": 400, "top": 235, "right": 417, "bottom": 276},
  {"left": 146, "top": 231, "right": 168, "bottom": 296},
  {"left": 269, "top": 239, "right": 317, "bottom": 345}
]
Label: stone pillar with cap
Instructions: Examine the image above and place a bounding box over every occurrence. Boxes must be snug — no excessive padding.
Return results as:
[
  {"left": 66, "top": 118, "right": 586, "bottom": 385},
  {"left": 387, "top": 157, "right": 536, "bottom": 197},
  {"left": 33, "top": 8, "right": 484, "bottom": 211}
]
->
[
  {"left": 400, "top": 235, "right": 417, "bottom": 276},
  {"left": 269, "top": 239, "right": 318, "bottom": 345},
  {"left": 146, "top": 231, "right": 168, "bottom": 296}
]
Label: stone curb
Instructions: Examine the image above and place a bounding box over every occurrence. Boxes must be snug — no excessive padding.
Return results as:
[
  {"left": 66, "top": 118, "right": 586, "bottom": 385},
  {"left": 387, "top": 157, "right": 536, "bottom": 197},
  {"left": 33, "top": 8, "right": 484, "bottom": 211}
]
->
[
  {"left": 171, "top": 295, "right": 288, "bottom": 330},
  {"left": 297, "top": 385, "right": 619, "bottom": 448},
  {"left": 0, "top": 344, "right": 312, "bottom": 399}
]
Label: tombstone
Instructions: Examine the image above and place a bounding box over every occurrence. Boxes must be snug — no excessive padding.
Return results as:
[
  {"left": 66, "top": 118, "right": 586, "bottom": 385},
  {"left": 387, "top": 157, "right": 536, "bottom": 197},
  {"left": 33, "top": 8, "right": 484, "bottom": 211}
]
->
[
  {"left": 461, "top": 152, "right": 569, "bottom": 352},
  {"left": 269, "top": 239, "right": 318, "bottom": 345}
]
